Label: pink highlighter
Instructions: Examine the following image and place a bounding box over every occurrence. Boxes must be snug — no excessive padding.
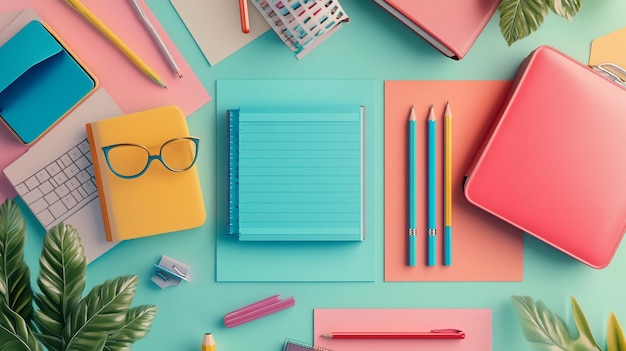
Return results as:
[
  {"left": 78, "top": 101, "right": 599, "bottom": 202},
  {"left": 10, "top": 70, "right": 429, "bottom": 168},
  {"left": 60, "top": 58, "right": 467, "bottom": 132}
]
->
[{"left": 224, "top": 295, "right": 296, "bottom": 328}]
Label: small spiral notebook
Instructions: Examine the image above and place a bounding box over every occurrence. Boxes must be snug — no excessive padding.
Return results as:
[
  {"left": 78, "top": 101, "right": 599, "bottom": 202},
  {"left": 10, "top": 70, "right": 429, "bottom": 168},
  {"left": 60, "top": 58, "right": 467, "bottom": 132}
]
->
[{"left": 227, "top": 105, "right": 365, "bottom": 241}]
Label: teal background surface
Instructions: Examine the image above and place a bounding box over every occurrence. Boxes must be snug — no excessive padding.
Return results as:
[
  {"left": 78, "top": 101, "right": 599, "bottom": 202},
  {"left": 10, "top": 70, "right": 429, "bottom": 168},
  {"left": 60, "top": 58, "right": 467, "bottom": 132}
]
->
[{"left": 16, "top": 0, "right": 626, "bottom": 350}]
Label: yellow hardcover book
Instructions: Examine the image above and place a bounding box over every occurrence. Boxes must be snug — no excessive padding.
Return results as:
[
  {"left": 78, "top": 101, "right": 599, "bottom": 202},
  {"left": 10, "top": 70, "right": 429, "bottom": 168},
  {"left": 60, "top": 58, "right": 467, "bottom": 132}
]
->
[{"left": 86, "top": 105, "right": 205, "bottom": 242}]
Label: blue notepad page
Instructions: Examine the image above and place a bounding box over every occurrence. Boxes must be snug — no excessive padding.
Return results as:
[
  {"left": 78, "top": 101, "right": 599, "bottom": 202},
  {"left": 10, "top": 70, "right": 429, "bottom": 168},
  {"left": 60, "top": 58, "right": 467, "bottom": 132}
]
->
[
  {"left": 229, "top": 106, "right": 365, "bottom": 241},
  {"left": 216, "top": 79, "right": 379, "bottom": 282}
]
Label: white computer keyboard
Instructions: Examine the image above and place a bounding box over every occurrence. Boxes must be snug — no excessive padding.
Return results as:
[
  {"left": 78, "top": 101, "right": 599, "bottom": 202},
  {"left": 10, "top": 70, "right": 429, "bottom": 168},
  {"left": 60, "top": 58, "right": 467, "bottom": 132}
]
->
[{"left": 13, "top": 138, "right": 98, "bottom": 228}]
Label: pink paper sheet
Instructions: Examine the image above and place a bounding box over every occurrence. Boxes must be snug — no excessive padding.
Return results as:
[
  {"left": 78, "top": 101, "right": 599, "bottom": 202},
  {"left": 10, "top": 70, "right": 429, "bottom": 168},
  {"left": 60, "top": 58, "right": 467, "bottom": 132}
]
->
[
  {"left": 314, "top": 308, "right": 492, "bottom": 351},
  {"left": 384, "top": 80, "right": 524, "bottom": 281},
  {"left": 0, "top": 1, "right": 210, "bottom": 201}
]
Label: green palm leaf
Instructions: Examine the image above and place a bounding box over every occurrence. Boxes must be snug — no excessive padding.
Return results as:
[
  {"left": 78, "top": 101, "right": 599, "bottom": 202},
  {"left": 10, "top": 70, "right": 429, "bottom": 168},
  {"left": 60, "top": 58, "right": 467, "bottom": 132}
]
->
[
  {"left": 104, "top": 305, "right": 158, "bottom": 351},
  {"left": 63, "top": 275, "right": 138, "bottom": 351},
  {"left": 511, "top": 295, "right": 571, "bottom": 350},
  {"left": 607, "top": 312, "right": 626, "bottom": 351},
  {"left": 547, "top": 0, "right": 581, "bottom": 20},
  {"left": 0, "top": 299, "right": 41, "bottom": 351},
  {"left": 33, "top": 223, "right": 87, "bottom": 351},
  {"left": 0, "top": 199, "right": 34, "bottom": 324},
  {"left": 570, "top": 297, "right": 601, "bottom": 351},
  {"left": 0, "top": 201, "right": 156, "bottom": 350},
  {"left": 498, "top": 0, "right": 549, "bottom": 46}
]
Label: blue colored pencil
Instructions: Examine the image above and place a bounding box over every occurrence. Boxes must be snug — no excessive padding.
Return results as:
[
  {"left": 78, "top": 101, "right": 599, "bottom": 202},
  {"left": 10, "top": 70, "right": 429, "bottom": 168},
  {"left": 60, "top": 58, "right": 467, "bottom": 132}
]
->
[
  {"left": 427, "top": 105, "right": 437, "bottom": 266},
  {"left": 408, "top": 105, "right": 417, "bottom": 266}
]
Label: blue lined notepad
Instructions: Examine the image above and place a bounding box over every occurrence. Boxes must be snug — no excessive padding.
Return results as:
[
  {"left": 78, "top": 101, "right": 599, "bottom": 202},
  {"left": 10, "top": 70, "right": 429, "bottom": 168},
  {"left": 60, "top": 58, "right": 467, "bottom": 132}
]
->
[
  {"left": 216, "top": 79, "right": 377, "bottom": 282},
  {"left": 228, "top": 106, "right": 365, "bottom": 241}
]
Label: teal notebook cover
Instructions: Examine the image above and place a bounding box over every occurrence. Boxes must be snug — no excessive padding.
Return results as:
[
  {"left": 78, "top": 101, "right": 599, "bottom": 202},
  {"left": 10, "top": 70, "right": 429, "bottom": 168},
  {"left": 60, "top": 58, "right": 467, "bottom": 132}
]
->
[
  {"left": 0, "top": 20, "right": 95, "bottom": 144},
  {"left": 228, "top": 105, "right": 365, "bottom": 241},
  {"left": 216, "top": 79, "right": 379, "bottom": 282}
]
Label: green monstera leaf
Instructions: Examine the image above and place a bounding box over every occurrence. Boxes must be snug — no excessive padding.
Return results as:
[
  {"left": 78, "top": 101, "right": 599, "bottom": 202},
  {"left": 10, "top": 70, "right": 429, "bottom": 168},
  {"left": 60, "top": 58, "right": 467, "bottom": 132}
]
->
[
  {"left": 104, "top": 304, "right": 158, "bottom": 351},
  {"left": 63, "top": 275, "right": 149, "bottom": 351},
  {"left": 512, "top": 295, "right": 572, "bottom": 350},
  {"left": 0, "top": 199, "right": 34, "bottom": 324},
  {"left": 512, "top": 296, "right": 626, "bottom": 351},
  {"left": 498, "top": 0, "right": 582, "bottom": 46},
  {"left": 33, "top": 223, "right": 87, "bottom": 351},
  {"left": 0, "top": 199, "right": 157, "bottom": 351},
  {"left": 607, "top": 313, "right": 626, "bottom": 351},
  {"left": 570, "top": 297, "right": 601, "bottom": 351},
  {"left": 499, "top": 0, "right": 549, "bottom": 46},
  {"left": 0, "top": 299, "right": 41, "bottom": 351},
  {"left": 547, "top": 0, "right": 582, "bottom": 20}
]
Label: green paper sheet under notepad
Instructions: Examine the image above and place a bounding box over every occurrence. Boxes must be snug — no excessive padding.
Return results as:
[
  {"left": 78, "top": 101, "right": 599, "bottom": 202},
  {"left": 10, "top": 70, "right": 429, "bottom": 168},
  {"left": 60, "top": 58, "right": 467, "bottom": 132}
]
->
[{"left": 228, "top": 105, "right": 365, "bottom": 241}]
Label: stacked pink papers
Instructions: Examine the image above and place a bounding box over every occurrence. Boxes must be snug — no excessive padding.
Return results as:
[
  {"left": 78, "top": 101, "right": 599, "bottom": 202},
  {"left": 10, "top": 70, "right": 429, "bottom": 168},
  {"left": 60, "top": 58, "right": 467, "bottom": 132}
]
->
[
  {"left": 384, "top": 80, "right": 524, "bottom": 281},
  {"left": 314, "top": 308, "right": 492, "bottom": 351}
]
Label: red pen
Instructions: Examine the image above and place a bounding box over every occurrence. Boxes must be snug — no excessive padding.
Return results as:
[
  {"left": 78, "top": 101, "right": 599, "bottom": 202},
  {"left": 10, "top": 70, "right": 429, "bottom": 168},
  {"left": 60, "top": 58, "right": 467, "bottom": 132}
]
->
[
  {"left": 239, "top": 0, "right": 250, "bottom": 33},
  {"left": 321, "top": 329, "right": 465, "bottom": 339}
]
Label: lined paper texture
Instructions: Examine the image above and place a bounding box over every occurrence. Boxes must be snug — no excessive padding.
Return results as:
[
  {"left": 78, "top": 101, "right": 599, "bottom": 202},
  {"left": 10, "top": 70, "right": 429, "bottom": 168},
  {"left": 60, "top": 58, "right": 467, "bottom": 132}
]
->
[{"left": 228, "top": 105, "right": 364, "bottom": 241}]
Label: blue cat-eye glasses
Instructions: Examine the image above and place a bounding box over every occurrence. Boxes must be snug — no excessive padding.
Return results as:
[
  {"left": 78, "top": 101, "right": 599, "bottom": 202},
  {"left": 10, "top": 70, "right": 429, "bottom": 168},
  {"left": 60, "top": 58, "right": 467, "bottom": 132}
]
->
[{"left": 102, "top": 136, "right": 199, "bottom": 179}]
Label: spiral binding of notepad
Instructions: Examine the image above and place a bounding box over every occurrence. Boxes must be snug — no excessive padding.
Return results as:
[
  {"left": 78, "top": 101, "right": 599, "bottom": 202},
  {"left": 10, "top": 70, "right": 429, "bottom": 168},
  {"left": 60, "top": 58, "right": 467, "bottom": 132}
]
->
[
  {"left": 283, "top": 338, "right": 333, "bottom": 351},
  {"left": 227, "top": 109, "right": 240, "bottom": 235},
  {"left": 251, "top": 0, "right": 349, "bottom": 58}
]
